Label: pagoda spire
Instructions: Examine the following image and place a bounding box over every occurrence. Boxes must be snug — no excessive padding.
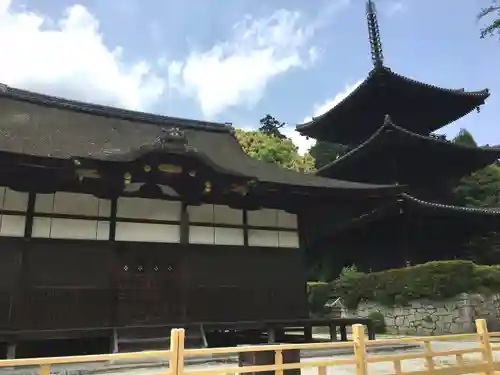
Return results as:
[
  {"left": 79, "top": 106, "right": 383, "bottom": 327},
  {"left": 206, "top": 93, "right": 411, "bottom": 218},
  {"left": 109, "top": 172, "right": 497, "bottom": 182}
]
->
[{"left": 366, "top": 0, "right": 384, "bottom": 69}]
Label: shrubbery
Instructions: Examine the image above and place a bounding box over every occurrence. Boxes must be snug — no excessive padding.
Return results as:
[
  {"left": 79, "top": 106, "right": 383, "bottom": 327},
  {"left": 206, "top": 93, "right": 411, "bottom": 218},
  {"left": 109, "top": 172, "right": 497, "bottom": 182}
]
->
[
  {"left": 367, "top": 311, "right": 386, "bottom": 334},
  {"left": 330, "top": 260, "right": 500, "bottom": 310},
  {"left": 307, "top": 282, "right": 332, "bottom": 316}
]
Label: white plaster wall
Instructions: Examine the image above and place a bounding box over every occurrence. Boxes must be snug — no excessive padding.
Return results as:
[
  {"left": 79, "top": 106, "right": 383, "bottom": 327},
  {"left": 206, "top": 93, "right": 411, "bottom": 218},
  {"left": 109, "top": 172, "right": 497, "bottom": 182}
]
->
[
  {"left": 0, "top": 187, "right": 28, "bottom": 237},
  {"left": 0, "top": 187, "right": 301, "bottom": 247}
]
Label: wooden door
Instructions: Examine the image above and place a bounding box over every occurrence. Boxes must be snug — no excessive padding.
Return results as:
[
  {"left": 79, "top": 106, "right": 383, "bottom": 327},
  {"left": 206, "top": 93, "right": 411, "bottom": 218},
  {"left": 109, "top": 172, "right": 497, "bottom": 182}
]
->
[{"left": 114, "top": 243, "right": 183, "bottom": 326}]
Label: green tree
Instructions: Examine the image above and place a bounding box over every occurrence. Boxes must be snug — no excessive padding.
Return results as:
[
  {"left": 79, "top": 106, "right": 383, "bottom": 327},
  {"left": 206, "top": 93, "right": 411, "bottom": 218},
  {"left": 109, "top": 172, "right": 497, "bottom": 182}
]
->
[
  {"left": 258, "top": 114, "right": 286, "bottom": 139},
  {"left": 465, "top": 231, "right": 500, "bottom": 264},
  {"left": 453, "top": 128, "right": 478, "bottom": 147},
  {"left": 478, "top": 0, "right": 500, "bottom": 38},
  {"left": 452, "top": 129, "right": 500, "bottom": 264},
  {"left": 452, "top": 129, "right": 500, "bottom": 208},
  {"left": 235, "top": 128, "right": 316, "bottom": 173},
  {"left": 309, "top": 141, "right": 349, "bottom": 170},
  {"left": 455, "top": 164, "right": 500, "bottom": 207}
]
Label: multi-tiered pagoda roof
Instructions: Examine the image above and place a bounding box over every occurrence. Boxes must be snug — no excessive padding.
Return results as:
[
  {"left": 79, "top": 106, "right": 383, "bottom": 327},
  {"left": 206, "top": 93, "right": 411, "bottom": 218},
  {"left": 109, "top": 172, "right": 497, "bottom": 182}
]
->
[{"left": 297, "top": 0, "right": 500, "bottom": 272}]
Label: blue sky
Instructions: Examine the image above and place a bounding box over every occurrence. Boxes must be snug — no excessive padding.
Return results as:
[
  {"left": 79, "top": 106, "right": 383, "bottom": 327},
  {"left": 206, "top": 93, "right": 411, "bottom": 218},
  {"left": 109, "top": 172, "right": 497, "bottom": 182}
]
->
[{"left": 1, "top": 0, "right": 499, "bottom": 152}]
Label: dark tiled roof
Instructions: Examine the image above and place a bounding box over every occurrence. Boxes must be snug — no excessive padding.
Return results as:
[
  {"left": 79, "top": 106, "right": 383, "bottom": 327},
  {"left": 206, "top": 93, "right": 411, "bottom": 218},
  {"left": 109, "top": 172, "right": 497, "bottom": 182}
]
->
[
  {"left": 296, "top": 67, "right": 489, "bottom": 144},
  {"left": 316, "top": 115, "right": 500, "bottom": 182},
  {"left": 333, "top": 193, "right": 500, "bottom": 236},
  {"left": 0, "top": 84, "right": 402, "bottom": 195}
]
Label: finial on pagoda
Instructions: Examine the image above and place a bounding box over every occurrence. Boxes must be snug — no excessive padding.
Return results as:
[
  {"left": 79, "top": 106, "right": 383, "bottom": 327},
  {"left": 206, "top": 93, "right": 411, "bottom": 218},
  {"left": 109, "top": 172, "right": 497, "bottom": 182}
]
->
[{"left": 366, "top": 0, "right": 384, "bottom": 69}]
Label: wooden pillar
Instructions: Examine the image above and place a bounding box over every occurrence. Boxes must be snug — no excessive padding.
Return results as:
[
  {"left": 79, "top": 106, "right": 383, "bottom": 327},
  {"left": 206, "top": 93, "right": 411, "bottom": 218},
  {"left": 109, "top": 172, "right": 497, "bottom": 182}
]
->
[
  {"left": 340, "top": 325, "right": 348, "bottom": 341},
  {"left": 6, "top": 343, "right": 16, "bottom": 359},
  {"left": 267, "top": 327, "right": 276, "bottom": 343},
  {"left": 111, "top": 329, "right": 118, "bottom": 353},
  {"left": 243, "top": 209, "right": 249, "bottom": 247},
  {"left": 24, "top": 192, "right": 35, "bottom": 238},
  {"left": 109, "top": 198, "right": 117, "bottom": 241},
  {"left": 180, "top": 203, "right": 189, "bottom": 244},
  {"left": 329, "top": 324, "right": 338, "bottom": 341},
  {"left": 304, "top": 325, "right": 313, "bottom": 343},
  {"left": 366, "top": 323, "right": 375, "bottom": 340}
]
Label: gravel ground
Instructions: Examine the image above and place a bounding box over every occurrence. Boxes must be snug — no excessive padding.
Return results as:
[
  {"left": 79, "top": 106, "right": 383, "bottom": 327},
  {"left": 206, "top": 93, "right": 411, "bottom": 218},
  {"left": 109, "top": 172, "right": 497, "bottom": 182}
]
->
[{"left": 12, "top": 340, "right": 495, "bottom": 375}]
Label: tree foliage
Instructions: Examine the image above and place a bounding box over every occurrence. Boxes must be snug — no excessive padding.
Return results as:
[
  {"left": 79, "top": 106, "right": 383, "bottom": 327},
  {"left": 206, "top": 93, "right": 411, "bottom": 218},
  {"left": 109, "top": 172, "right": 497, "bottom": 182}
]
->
[
  {"left": 234, "top": 115, "right": 316, "bottom": 173},
  {"left": 258, "top": 114, "right": 287, "bottom": 139},
  {"left": 309, "top": 141, "right": 349, "bottom": 170},
  {"left": 453, "top": 128, "right": 478, "bottom": 147},
  {"left": 478, "top": 0, "right": 500, "bottom": 39},
  {"left": 453, "top": 130, "right": 500, "bottom": 208},
  {"left": 451, "top": 129, "right": 500, "bottom": 264},
  {"left": 307, "top": 282, "right": 332, "bottom": 316},
  {"left": 455, "top": 164, "right": 500, "bottom": 208}
]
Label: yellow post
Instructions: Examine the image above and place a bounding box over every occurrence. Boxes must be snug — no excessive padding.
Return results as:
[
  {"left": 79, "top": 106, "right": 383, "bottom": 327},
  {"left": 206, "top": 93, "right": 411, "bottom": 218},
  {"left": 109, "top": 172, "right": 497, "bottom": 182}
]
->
[
  {"left": 177, "top": 329, "right": 186, "bottom": 375},
  {"left": 39, "top": 364, "right": 51, "bottom": 375},
  {"left": 476, "top": 318, "right": 494, "bottom": 375},
  {"left": 170, "top": 329, "right": 181, "bottom": 375},
  {"left": 424, "top": 341, "right": 435, "bottom": 371},
  {"left": 275, "top": 349, "right": 284, "bottom": 375},
  {"left": 353, "top": 324, "right": 368, "bottom": 375}
]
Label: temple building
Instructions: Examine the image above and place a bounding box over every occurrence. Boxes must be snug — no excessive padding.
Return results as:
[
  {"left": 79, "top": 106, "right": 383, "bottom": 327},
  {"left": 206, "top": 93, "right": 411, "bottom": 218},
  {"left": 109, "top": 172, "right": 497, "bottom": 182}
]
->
[
  {"left": 297, "top": 0, "right": 500, "bottom": 276},
  {"left": 0, "top": 83, "right": 394, "bottom": 357},
  {"left": 1, "top": 0, "right": 497, "bottom": 358}
]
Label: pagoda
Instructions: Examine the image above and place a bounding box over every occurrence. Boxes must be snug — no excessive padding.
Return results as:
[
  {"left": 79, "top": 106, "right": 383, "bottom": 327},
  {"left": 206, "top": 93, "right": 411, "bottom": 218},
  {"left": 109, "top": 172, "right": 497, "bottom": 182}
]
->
[{"left": 297, "top": 0, "right": 500, "bottom": 275}]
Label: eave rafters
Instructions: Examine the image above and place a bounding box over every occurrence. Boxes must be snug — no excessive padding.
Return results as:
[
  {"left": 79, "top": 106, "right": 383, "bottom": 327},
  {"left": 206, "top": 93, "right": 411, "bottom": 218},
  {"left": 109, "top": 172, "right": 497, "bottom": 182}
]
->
[
  {"left": 316, "top": 115, "right": 500, "bottom": 181},
  {"left": 323, "top": 193, "right": 500, "bottom": 243},
  {"left": 296, "top": 68, "right": 489, "bottom": 138}
]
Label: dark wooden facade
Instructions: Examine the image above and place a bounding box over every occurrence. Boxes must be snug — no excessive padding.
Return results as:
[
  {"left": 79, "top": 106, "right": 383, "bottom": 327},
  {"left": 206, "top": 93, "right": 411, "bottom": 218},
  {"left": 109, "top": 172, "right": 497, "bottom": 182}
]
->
[
  {"left": 0, "top": 238, "right": 306, "bottom": 333},
  {"left": 0, "top": 187, "right": 308, "bottom": 337}
]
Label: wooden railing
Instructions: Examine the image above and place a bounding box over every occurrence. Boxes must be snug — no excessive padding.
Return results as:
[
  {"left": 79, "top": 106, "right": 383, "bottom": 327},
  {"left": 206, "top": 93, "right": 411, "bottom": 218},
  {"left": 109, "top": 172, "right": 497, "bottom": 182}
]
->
[{"left": 2, "top": 318, "right": 500, "bottom": 375}]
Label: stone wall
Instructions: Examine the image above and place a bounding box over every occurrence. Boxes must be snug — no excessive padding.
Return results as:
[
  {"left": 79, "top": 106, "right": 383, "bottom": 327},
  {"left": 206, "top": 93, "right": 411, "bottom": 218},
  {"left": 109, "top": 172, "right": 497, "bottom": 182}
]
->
[{"left": 347, "top": 293, "right": 500, "bottom": 335}]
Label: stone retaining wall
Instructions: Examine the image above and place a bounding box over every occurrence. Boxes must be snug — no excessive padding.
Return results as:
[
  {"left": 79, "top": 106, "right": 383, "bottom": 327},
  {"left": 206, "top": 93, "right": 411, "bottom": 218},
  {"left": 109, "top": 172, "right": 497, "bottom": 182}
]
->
[{"left": 347, "top": 293, "right": 500, "bottom": 335}]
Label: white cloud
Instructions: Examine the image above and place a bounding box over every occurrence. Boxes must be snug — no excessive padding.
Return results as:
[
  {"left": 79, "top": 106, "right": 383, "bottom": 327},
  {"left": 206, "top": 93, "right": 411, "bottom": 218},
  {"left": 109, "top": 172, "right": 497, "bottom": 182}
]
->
[
  {"left": 167, "top": 9, "right": 319, "bottom": 118},
  {"left": 289, "top": 79, "right": 363, "bottom": 155},
  {"left": 0, "top": 0, "right": 164, "bottom": 110},
  {"left": 0, "top": 0, "right": 353, "bottom": 146},
  {"left": 384, "top": 1, "right": 406, "bottom": 16},
  {"left": 283, "top": 127, "right": 316, "bottom": 156},
  {"left": 302, "top": 80, "right": 363, "bottom": 123}
]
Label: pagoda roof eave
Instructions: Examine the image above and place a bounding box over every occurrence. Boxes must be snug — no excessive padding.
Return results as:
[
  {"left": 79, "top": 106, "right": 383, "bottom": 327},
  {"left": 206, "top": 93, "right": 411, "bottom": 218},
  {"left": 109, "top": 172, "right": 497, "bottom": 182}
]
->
[
  {"left": 315, "top": 115, "right": 500, "bottom": 182},
  {"left": 327, "top": 193, "right": 500, "bottom": 240},
  {"left": 0, "top": 84, "right": 403, "bottom": 198},
  {"left": 296, "top": 66, "right": 490, "bottom": 144},
  {"left": 401, "top": 193, "right": 500, "bottom": 216}
]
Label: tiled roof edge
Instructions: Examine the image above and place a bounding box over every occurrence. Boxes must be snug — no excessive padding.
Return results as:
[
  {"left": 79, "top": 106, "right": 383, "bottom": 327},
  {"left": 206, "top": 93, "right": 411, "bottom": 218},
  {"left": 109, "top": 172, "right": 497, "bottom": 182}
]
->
[{"left": 0, "top": 83, "right": 233, "bottom": 133}]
